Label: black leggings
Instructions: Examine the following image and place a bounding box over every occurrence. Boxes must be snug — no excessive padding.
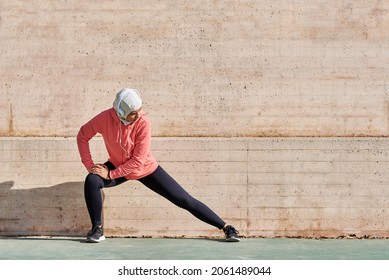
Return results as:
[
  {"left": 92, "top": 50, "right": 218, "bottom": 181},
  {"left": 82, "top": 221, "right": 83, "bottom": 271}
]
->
[{"left": 84, "top": 163, "right": 226, "bottom": 230}]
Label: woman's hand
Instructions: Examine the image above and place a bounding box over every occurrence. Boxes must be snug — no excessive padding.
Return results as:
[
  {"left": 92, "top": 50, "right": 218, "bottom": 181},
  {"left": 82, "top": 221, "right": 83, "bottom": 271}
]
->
[{"left": 89, "top": 164, "right": 110, "bottom": 180}]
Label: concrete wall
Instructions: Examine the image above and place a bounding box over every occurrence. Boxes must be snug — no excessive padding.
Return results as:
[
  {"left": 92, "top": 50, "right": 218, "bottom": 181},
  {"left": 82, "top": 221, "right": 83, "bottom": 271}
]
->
[
  {"left": 1, "top": 137, "right": 389, "bottom": 238},
  {"left": 1, "top": 1, "right": 389, "bottom": 237},
  {"left": 1, "top": 0, "right": 389, "bottom": 137}
]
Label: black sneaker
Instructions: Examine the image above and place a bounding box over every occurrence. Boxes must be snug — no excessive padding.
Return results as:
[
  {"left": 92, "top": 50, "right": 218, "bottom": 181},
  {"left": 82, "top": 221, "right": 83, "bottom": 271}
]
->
[
  {"left": 223, "top": 225, "right": 240, "bottom": 242},
  {"left": 86, "top": 226, "right": 105, "bottom": 243}
]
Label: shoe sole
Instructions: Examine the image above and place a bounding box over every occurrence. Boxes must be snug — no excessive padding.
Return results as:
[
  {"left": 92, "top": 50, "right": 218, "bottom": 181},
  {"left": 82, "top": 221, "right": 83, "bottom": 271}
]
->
[
  {"left": 226, "top": 237, "right": 240, "bottom": 242},
  {"left": 86, "top": 236, "right": 106, "bottom": 243}
]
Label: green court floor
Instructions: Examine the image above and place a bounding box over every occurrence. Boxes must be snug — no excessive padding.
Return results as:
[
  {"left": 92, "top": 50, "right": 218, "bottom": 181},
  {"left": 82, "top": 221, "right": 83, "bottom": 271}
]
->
[{"left": 1, "top": 237, "right": 389, "bottom": 260}]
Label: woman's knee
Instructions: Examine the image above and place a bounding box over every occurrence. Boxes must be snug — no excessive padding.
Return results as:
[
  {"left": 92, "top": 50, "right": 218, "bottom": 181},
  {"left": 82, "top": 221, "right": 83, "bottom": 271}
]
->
[{"left": 84, "top": 173, "right": 104, "bottom": 190}]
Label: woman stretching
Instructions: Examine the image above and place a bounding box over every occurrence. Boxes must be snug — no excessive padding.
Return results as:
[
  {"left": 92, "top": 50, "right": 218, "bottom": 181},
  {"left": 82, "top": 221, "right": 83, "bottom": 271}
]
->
[{"left": 77, "top": 88, "right": 240, "bottom": 243}]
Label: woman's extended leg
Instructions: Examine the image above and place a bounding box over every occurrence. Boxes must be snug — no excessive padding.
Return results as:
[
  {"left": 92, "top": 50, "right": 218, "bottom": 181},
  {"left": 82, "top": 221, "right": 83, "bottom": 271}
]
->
[{"left": 138, "top": 166, "right": 226, "bottom": 229}]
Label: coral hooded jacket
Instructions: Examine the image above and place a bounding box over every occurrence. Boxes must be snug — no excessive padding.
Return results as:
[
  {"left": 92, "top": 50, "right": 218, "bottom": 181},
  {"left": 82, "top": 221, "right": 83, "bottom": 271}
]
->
[{"left": 77, "top": 108, "right": 158, "bottom": 180}]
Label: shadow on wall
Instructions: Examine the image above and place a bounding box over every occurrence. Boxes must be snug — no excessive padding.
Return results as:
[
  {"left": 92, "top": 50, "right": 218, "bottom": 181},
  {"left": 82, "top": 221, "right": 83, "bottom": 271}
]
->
[{"left": 0, "top": 181, "right": 89, "bottom": 236}]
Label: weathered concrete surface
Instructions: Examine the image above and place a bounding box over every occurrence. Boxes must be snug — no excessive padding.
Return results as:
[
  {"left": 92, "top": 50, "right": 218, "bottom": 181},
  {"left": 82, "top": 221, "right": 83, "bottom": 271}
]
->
[
  {"left": 1, "top": 1, "right": 389, "bottom": 137},
  {"left": 1, "top": 137, "right": 389, "bottom": 238}
]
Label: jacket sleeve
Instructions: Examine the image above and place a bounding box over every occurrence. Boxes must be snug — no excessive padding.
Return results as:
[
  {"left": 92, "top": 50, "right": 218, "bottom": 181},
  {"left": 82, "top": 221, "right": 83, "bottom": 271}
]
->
[
  {"left": 109, "top": 119, "right": 152, "bottom": 179},
  {"left": 76, "top": 113, "right": 102, "bottom": 171}
]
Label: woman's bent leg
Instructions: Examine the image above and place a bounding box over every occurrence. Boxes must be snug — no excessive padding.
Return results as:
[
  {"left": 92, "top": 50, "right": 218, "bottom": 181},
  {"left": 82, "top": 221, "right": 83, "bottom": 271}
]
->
[
  {"left": 84, "top": 173, "right": 106, "bottom": 227},
  {"left": 84, "top": 161, "right": 127, "bottom": 227}
]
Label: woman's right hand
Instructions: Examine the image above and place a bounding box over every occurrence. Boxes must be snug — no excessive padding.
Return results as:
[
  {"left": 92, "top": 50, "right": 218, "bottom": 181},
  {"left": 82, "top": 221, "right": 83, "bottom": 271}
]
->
[{"left": 89, "top": 164, "right": 110, "bottom": 180}]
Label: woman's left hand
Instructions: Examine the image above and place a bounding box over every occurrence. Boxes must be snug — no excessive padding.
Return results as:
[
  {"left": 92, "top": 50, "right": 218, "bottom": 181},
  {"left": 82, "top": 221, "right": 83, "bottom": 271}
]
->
[{"left": 89, "top": 164, "right": 110, "bottom": 180}]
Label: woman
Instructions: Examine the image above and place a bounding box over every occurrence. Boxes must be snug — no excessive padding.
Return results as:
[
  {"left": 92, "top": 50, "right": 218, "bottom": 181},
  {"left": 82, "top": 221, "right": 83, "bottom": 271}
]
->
[{"left": 77, "top": 88, "right": 240, "bottom": 243}]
